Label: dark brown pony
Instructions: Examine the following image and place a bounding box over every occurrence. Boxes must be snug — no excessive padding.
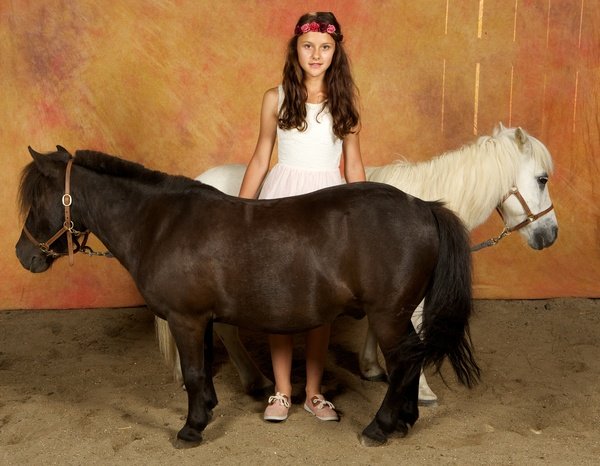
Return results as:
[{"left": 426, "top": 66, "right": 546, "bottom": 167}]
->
[{"left": 16, "top": 147, "right": 479, "bottom": 447}]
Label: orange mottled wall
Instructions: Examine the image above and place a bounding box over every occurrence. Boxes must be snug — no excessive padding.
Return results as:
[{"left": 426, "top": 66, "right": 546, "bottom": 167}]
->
[{"left": 1, "top": 0, "right": 599, "bottom": 309}]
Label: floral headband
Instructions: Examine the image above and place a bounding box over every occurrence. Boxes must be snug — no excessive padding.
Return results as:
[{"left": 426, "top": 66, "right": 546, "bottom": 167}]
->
[{"left": 294, "top": 21, "right": 341, "bottom": 39}]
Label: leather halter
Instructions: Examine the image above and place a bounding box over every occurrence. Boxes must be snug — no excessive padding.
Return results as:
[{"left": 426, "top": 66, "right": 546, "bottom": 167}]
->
[
  {"left": 471, "top": 186, "right": 555, "bottom": 251},
  {"left": 498, "top": 186, "right": 555, "bottom": 233},
  {"left": 22, "top": 158, "right": 90, "bottom": 265}
]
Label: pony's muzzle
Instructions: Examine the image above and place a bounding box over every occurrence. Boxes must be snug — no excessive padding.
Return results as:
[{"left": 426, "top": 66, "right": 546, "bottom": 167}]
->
[
  {"left": 15, "top": 237, "right": 53, "bottom": 273},
  {"left": 529, "top": 225, "right": 558, "bottom": 250}
]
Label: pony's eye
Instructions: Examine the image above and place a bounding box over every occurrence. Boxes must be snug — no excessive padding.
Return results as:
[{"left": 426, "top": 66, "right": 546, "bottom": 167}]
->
[{"left": 537, "top": 176, "right": 548, "bottom": 186}]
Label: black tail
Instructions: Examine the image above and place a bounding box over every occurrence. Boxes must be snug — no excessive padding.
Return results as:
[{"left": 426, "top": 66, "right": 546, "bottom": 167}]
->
[{"left": 421, "top": 203, "right": 480, "bottom": 387}]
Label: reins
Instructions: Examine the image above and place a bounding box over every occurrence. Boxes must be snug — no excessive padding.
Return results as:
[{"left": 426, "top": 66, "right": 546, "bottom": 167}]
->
[
  {"left": 470, "top": 186, "right": 554, "bottom": 252},
  {"left": 22, "top": 158, "right": 112, "bottom": 265}
]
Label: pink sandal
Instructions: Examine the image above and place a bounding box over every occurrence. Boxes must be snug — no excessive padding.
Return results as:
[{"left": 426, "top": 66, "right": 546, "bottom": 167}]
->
[{"left": 304, "top": 395, "right": 339, "bottom": 421}]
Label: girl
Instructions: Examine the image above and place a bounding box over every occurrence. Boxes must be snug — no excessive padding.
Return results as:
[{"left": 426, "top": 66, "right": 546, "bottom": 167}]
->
[{"left": 238, "top": 12, "right": 365, "bottom": 422}]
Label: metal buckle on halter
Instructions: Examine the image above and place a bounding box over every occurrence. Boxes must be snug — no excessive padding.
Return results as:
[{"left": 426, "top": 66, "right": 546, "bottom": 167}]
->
[
  {"left": 38, "top": 241, "right": 62, "bottom": 258},
  {"left": 62, "top": 193, "right": 72, "bottom": 207}
]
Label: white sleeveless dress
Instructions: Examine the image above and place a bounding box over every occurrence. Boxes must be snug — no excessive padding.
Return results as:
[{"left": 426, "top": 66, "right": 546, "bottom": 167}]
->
[{"left": 259, "top": 85, "right": 344, "bottom": 199}]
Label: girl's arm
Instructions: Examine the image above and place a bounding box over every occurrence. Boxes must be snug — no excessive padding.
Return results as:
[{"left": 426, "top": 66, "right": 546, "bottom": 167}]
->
[
  {"left": 238, "top": 87, "right": 279, "bottom": 199},
  {"left": 342, "top": 131, "right": 366, "bottom": 183}
]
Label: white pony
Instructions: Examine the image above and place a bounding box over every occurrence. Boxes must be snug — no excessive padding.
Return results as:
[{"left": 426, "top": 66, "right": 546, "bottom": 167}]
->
[{"left": 155, "top": 123, "right": 558, "bottom": 403}]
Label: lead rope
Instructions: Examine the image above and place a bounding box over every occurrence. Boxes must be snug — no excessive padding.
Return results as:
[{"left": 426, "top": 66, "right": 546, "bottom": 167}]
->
[{"left": 470, "top": 228, "right": 510, "bottom": 252}]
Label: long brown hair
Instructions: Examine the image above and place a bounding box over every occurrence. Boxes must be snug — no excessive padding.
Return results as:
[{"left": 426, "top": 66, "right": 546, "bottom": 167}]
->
[{"left": 278, "top": 12, "right": 360, "bottom": 140}]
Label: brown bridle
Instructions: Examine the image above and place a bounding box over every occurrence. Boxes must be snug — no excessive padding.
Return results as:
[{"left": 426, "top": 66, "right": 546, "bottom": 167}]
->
[
  {"left": 22, "top": 158, "right": 91, "bottom": 265},
  {"left": 471, "top": 186, "right": 555, "bottom": 251}
]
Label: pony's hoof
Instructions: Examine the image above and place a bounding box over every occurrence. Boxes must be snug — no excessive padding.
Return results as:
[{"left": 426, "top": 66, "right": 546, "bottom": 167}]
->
[
  {"left": 177, "top": 425, "right": 203, "bottom": 445},
  {"left": 359, "top": 432, "right": 387, "bottom": 447},
  {"left": 361, "top": 372, "right": 388, "bottom": 383},
  {"left": 173, "top": 437, "right": 202, "bottom": 449},
  {"left": 360, "top": 423, "right": 388, "bottom": 447}
]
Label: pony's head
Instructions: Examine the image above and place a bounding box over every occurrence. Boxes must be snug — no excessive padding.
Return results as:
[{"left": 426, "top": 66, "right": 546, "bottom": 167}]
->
[
  {"left": 16, "top": 146, "right": 76, "bottom": 272},
  {"left": 492, "top": 123, "right": 558, "bottom": 250}
]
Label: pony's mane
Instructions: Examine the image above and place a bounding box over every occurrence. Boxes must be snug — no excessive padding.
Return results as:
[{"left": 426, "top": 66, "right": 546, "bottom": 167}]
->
[
  {"left": 18, "top": 150, "right": 211, "bottom": 220},
  {"left": 367, "top": 127, "right": 554, "bottom": 229},
  {"left": 74, "top": 150, "right": 197, "bottom": 191}
]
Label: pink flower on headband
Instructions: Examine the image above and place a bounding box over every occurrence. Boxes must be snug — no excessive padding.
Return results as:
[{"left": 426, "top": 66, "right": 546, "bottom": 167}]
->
[{"left": 295, "top": 21, "right": 338, "bottom": 36}]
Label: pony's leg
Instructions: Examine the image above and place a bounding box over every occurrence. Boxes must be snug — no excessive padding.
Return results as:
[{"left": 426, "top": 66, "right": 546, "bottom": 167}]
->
[
  {"left": 411, "top": 302, "right": 438, "bottom": 406},
  {"left": 203, "top": 320, "right": 218, "bottom": 411},
  {"left": 394, "top": 365, "right": 420, "bottom": 435},
  {"left": 361, "top": 322, "right": 422, "bottom": 447},
  {"left": 361, "top": 312, "right": 438, "bottom": 406},
  {"left": 361, "top": 357, "right": 421, "bottom": 446},
  {"left": 359, "top": 322, "right": 388, "bottom": 382},
  {"left": 213, "top": 323, "right": 273, "bottom": 396},
  {"left": 168, "top": 315, "right": 214, "bottom": 444},
  {"left": 157, "top": 317, "right": 271, "bottom": 395}
]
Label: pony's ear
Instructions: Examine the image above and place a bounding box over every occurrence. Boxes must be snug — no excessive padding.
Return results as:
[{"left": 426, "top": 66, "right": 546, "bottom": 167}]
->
[
  {"left": 515, "top": 127, "right": 529, "bottom": 148},
  {"left": 493, "top": 122, "right": 507, "bottom": 136},
  {"left": 56, "top": 145, "right": 72, "bottom": 156},
  {"left": 28, "top": 146, "right": 69, "bottom": 176},
  {"left": 28, "top": 146, "right": 45, "bottom": 164}
]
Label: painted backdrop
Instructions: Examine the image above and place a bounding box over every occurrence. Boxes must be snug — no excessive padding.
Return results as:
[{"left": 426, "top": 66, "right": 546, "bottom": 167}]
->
[{"left": 1, "top": 1, "right": 599, "bottom": 309}]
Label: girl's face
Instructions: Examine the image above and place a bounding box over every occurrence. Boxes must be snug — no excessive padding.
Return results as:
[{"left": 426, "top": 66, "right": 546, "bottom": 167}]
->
[{"left": 296, "top": 32, "right": 336, "bottom": 80}]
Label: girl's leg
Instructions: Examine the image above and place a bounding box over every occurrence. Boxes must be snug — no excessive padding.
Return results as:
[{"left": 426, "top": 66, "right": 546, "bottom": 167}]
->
[
  {"left": 269, "top": 334, "right": 294, "bottom": 396},
  {"left": 304, "top": 324, "right": 338, "bottom": 421},
  {"left": 264, "top": 334, "right": 293, "bottom": 422},
  {"left": 304, "top": 324, "right": 330, "bottom": 399}
]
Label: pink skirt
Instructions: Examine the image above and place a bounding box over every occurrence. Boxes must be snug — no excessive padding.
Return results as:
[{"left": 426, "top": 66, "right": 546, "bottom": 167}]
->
[{"left": 259, "top": 163, "right": 344, "bottom": 199}]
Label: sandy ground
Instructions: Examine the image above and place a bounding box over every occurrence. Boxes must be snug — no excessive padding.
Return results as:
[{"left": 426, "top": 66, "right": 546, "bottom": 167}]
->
[{"left": 1, "top": 299, "right": 599, "bottom": 465}]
